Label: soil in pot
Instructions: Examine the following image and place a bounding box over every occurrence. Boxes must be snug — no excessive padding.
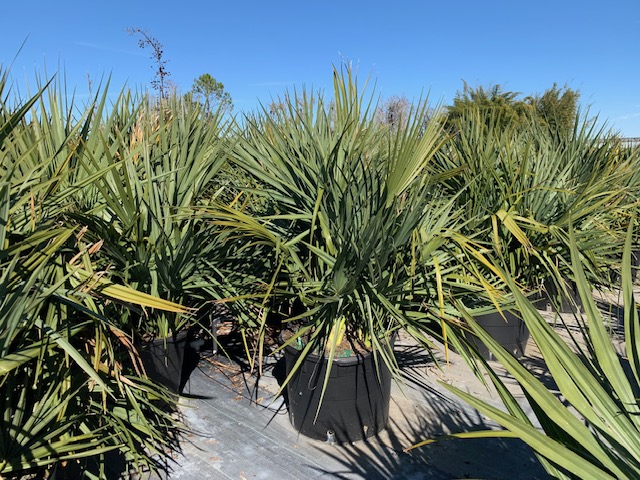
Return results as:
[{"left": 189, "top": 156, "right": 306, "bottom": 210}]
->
[{"left": 281, "top": 334, "right": 393, "bottom": 443}]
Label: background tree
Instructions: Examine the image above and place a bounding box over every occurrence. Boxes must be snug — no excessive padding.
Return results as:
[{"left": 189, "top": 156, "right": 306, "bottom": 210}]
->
[
  {"left": 445, "top": 81, "right": 580, "bottom": 136},
  {"left": 127, "top": 28, "right": 171, "bottom": 99},
  {"left": 529, "top": 83, "right": 580, "bottom": 137},
  {"left": 189, "top": 73, "right": 232, "bottom": 114},
  {"left": 375, "top": 95, "right": 411, "bottom": 131},
  {"left": 445, "top": 82, "right": 531, "bottom": 131}
]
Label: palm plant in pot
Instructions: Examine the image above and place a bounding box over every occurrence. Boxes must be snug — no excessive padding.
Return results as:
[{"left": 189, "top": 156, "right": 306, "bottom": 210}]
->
[
  {"left": 0, "top": 72, "right": 191, "bottom": 478},
  {"left": 435, "top": 108, "right": 634, "bottom": 358},
  {"left": 210, "top": 66, "right": 457, "bottom": 442},
  {"left": 410, "top": 225, "right": 640, "bottom": 480},
  {"left": 66, "top": 90, "right": 233, "bottom": 392}
]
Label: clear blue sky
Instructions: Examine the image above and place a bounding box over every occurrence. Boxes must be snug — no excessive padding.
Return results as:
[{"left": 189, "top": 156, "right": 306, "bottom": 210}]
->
[{"left": 3, "top": 1, "right": 640, "bottom": 136}]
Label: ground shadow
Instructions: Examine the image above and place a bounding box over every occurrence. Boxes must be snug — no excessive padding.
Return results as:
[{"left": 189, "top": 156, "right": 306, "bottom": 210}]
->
[
  {"left": 181, "top": 329, "right": 555, "bottom": 479},
  {"left": 271, "top": 337, "right": 550, "bottom": 479},
  {"left": 305, "top": 384, "right": 550, "bottom": 480}
]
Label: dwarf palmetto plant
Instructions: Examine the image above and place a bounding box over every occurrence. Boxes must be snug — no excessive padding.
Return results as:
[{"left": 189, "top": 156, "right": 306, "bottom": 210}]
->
[
  {"left": 0, "top": 232, "right": 185, "bottom": 478},
  {"left": 592, "top": 160, "right": 640, "bottom": 284},
  {"left": 432, "top": 108, "right": 635, "bottom": 301},
  {"left": 72, "top": 92, "right": 233, "bottom": 340},
  {"left": 409, "top": 224, "right": 640, "bottom": 480},
  {"left": 0, "top": 70, "right": 189, "bottom": 478},
  {"left": 205, "top": 66, "right": 463, "bottom": 396}
]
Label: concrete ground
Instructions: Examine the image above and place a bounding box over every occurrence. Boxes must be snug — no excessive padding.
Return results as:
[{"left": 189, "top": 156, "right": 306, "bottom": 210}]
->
[
  {"left": 161, "top": 334, "right": 550, "bottom": 480},
  {"left": 154, "top": 287, "right": 629, "bottom": 479}
]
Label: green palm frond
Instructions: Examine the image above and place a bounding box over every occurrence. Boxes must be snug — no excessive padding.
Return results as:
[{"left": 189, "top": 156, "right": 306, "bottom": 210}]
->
[
  {"left": 199, "top": 65, "right": 460, "bottom": 401},
  {"left": 0, "top": 68, "right": 188, "bottom": 478},
  {"left": 410, "top": 223, "right": 640, "bottom": 479}
]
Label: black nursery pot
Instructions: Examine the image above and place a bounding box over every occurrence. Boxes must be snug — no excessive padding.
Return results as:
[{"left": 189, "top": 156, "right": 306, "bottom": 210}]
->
[
  {"left": 541, "top": 278, "right": 583, "bottom": 314},
  {"left": 466, "top": 311, "right": 530, "bottom": 361},
  {"left": 282, "top": 340, "right": 393, "bottom": 443},
  {"left": 139, "top": 331, "right": 190, "bottom": 393},
  {"left": 609, "top": 250, "right": 640, "bottom": 285}
]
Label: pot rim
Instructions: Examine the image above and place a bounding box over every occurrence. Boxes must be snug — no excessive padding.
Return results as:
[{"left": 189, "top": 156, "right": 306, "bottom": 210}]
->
[{"left": 279, "top": 330, "right": 395, "bottom": 366}]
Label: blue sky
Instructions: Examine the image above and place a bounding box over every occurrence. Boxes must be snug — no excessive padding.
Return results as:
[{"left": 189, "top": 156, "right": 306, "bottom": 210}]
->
[{"left": 3, "top": 1, "right": 640, "bottom": 136}]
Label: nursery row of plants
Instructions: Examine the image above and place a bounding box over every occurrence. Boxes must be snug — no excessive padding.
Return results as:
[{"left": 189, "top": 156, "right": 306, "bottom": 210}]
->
[{"left": 1, "top": 64, "right": 639, "bottom": 478}]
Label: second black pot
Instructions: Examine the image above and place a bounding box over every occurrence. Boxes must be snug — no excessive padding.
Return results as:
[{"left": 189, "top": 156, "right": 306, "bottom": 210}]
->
[
  {"left": 139, "top": 331, "right": 190, "bottom": 393},
  {"left": 466, "top": 311, "right": 530, "bottom": 360}
]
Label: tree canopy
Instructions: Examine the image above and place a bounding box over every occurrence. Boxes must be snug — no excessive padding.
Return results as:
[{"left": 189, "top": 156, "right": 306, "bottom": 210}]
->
[
  {"left": 445, "top": 81, "right": 580, "bottom": 136},
  {"left": 530, "top": 83, "right": 581, "bottom": 136},
  {"left": 375, "top": 95, "right": 411, "bottom": 131},
  {"left": 188, "top": 73, "right": 233, "bottom": 114}
]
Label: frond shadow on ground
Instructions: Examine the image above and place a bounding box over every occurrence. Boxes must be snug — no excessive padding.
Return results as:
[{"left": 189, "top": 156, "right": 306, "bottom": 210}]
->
[{"left": 180, "top": 329, "right": 551, "bottom": 479}]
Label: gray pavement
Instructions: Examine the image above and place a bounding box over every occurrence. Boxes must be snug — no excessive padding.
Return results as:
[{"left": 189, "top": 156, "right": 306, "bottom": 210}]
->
[{"left": 162, "top": 333, "right": 550, "bottom": 480}]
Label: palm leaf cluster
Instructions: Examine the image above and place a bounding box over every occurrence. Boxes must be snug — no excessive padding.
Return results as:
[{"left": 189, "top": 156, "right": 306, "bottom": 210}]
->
[
  {"left": 204, "top": 67, "right": 464, "bottom": 387},
  {"left": 69, "top": 91, "right": 235, "bottom": 340},
  {"left": 409, "top": 227, "right": 640, "bottom": 480},
  {"left": 434, "top": 108, "right": 637, "bottom": 304},
  {"left": 0, "top": 70, "right": 226, "bottom": 477}
]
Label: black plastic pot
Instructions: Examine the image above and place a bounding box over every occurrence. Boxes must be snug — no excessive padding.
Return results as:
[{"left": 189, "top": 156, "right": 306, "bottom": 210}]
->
[
  {"left": 282, "top": 340, "right": 393, "bottom": 443},
  {"left": 609, "top": 250, "right": 640, "bottom": 285},
  {"left": 139, "top": 331, "right": 189, "bottom": 393},
  {"left": 545, "top": 279, "right": 583, "bottom": 314},
  {"left": 467, "top": 311, "right": 529, "bottom": 360}
]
